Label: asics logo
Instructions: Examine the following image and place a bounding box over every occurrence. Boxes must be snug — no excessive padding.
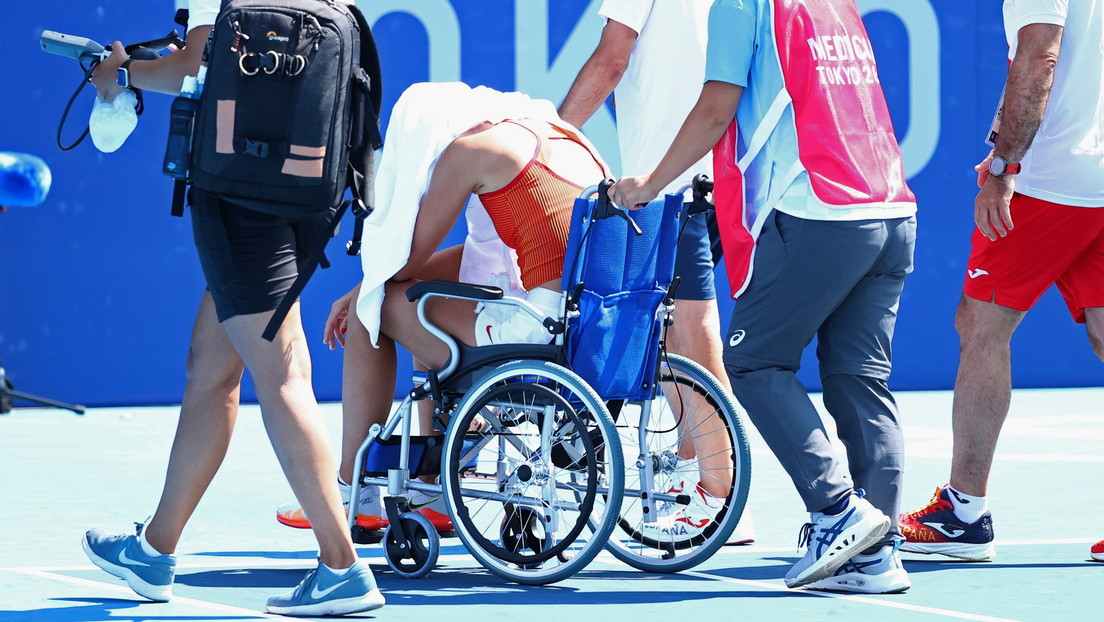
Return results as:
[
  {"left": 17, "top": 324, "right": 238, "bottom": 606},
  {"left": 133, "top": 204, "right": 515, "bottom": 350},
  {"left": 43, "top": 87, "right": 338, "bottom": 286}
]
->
[
  {"left": 967, "top": 268, "right": 989, "bottom": 279},
  {"left": 310, "top": 581, "right": 343, "bottom": 600},
  {"left": 118, "top": 546, "right": 151, "bottom": 567},
  {"left": 925, "top": 522, "right": 966, "bottom": 538},
  {"left": 728, "top": 330, "right": 746, "bottom": 347}
]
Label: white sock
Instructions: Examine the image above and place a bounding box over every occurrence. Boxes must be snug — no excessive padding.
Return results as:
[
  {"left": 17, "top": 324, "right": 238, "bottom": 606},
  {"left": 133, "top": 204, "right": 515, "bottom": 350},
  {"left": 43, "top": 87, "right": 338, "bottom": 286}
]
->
[
  {"left": 138, "top": 528, "right": 164, "bottom": 557},
  {"left": 323, "top": 561, "right": 358, "bottom": 576},
  {"left": 946, "top": 484, "right": 988, "bottom": 524}
]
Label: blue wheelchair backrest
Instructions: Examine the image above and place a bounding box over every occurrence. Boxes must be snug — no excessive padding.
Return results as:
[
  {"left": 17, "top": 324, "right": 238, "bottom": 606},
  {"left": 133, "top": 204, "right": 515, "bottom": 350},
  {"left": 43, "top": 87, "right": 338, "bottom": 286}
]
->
[{"left": 563, "top": 192, "right": 682, "bottom": 401}]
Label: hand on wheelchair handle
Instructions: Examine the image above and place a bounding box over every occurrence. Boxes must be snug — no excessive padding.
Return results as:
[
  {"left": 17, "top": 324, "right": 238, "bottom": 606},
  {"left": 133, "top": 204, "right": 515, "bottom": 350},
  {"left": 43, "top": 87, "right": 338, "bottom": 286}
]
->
[{"left": 609, "top": 175, "right": 657, "bottom": 211}]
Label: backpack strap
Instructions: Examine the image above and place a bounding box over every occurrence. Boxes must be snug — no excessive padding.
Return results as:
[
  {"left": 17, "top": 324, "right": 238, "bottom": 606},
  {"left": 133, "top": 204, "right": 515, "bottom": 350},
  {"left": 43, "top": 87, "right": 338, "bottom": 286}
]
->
[
  {"left": 262, "top": 199, "right": 352, "bottom": 342},
  {"left": 343, "top": 3, "right": 383, "bottom": 256}
]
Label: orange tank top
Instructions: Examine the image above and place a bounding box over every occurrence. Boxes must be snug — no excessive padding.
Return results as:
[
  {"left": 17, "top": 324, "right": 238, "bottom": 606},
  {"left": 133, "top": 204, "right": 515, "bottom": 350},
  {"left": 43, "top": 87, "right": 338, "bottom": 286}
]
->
[{"left": 477, "top": 119, "right": 606, "bottom": 290}]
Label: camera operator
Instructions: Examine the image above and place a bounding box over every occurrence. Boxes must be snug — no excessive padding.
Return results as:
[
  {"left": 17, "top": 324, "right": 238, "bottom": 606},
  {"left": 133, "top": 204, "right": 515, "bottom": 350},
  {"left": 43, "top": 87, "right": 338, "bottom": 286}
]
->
[{"left": 80, "top": 0, "right": 384, "bottom": 616}]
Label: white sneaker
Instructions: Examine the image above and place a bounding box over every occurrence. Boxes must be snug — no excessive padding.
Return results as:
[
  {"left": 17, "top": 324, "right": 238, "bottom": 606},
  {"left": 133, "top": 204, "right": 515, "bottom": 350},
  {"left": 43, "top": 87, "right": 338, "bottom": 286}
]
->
[
  {"left": 276, "top": 482, "right": 386, "bottom": 530},
  {"left": 784, "top": 490, "right": 891, "bottom": 589},
  {"left": 807, "top": 543, "right": 911, "bottom": 594},
  {"left": 655, "top": 459, "right": 755, "bottom": 545},
  {"left": 406, "top": 489, "right": 454, "bottom": 532},
  {"left": 642, "top": 482, "right": 724, "bottom": 540}
]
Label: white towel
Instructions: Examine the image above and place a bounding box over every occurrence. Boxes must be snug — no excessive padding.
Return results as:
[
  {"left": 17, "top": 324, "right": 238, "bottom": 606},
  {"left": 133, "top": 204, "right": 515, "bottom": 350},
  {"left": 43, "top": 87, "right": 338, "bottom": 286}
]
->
[{"left": 355, "top": 82, "right": 564, "bottom": 345}]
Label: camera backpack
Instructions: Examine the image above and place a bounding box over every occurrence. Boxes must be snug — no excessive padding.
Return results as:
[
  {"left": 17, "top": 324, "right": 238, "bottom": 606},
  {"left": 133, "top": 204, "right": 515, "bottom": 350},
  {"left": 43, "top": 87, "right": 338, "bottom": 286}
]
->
[{"left": 172, "top": 0, "right": 382, "bottom": 339}]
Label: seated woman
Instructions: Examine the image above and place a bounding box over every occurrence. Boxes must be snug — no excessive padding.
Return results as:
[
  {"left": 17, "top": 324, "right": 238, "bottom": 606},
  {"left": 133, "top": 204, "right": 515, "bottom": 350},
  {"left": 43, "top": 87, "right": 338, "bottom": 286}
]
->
[{"left": 277, "top": 82, "right": 609, "bottom": 531}]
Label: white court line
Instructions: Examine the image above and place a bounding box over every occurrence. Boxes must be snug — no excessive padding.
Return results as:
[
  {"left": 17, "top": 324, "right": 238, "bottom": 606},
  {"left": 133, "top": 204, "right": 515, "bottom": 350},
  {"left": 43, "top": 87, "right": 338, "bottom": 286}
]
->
[
  {"left": 676, "top": 567, "right": 1023, "bottom": 622},
  {"left": 7, "top": 567, "right": 281, "bottom": 619}
]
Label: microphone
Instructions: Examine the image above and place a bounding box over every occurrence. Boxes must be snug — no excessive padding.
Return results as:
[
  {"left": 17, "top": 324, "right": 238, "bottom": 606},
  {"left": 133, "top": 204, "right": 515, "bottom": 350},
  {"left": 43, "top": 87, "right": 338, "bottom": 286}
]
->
[{"left": 0, "top": 152, "right": 53, "bottom": 210}]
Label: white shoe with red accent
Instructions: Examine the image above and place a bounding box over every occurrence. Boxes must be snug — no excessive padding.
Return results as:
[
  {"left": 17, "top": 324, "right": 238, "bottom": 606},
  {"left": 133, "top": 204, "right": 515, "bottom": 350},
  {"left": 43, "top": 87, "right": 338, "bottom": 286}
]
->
[{"left": 641, "top": 482, "right": 724, "bottom": 540}]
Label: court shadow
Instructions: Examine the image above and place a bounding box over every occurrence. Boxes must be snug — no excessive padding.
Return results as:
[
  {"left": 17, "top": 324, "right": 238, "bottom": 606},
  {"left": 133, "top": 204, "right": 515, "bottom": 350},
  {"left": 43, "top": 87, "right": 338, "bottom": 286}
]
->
[
  {"left": 900, "top": 559, "right": 1098, "bottom": 573},
  {"left": 175, "top": 567, "right": 309, "bottom": 589},
  {"left": 0, "top": 598, "right": 256, "bottom": 622}
]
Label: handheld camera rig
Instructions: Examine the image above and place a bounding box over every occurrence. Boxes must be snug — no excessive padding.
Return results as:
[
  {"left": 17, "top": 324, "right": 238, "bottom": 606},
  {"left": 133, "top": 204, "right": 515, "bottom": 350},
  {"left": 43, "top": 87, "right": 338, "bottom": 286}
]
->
[{"left": 40, "top": 29, "right": 185, "bottom": 150}]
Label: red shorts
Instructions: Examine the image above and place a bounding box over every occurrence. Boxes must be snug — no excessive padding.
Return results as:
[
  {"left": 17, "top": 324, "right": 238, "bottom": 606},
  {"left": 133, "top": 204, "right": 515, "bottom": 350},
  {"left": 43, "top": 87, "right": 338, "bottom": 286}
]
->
[{"left": 963, "top": 193, "right": 1104, "bottom": 323}]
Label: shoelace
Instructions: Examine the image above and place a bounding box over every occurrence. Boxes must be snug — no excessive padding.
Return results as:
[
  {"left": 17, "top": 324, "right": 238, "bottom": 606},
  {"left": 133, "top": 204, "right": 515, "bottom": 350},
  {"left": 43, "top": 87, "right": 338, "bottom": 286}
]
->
[
  {"left": 796, "top": 522, "right": 816, "bottom": 550},
  {"left": 294, "top": 566, "right": 320, "bottom": 600},
  {"left": 903, "top": 487, "right": 945, "bottom": 519}
]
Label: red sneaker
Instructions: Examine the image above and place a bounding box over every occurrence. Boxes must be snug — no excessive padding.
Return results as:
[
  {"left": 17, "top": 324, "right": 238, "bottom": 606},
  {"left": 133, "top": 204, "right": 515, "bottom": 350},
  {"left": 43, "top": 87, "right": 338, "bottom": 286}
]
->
[
  {"left": 898, "top": 486, "right": 995, "bottom": 561},
  {"left": 1091, "top": 540, "right": 1104, "bottom": 562}
]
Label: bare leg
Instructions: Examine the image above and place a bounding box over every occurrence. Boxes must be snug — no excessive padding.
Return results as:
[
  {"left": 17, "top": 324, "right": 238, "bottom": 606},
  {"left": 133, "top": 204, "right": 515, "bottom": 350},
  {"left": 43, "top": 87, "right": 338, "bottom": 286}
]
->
[
  {"left": 948, "top": 295, "right": 1025, "bottom": 497},
  {"left": 337, "top": 249, "right": 463, "bottom": 484},
  {"left": 1085, "top": 307, "right": 1104, "bottom": 362},
  {"left": 222, "top": 303, "right": 356, "bottom": 569},
  {"left": 667, "top": 299, "right": 733, "bottom": 498},
  {"left": 338, "top": 315, "right": 397, "bottom": 485},
  {"left": 144, "top": 293, "right": 244, "bottom": 554}
]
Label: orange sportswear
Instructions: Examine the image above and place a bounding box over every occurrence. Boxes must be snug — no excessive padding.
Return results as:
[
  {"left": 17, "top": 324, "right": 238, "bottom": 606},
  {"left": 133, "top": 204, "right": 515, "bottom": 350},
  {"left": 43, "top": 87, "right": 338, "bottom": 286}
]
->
[{"left": 478, "top": 118, "right": 606, "bottom": 290}]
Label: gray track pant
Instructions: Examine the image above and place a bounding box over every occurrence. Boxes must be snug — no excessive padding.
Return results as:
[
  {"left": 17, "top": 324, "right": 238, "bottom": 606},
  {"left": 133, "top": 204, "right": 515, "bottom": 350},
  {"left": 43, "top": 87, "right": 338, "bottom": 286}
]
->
[{"left": 723, "top": 210, "right": 916, "bottom": 543}]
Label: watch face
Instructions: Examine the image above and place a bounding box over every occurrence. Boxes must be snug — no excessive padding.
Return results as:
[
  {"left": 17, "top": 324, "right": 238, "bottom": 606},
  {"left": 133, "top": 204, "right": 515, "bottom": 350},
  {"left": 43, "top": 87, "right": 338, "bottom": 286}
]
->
[
  {"left": 989, "top": 156, "right": 1006, "bottom": 176},
  {"left": 117, "top": 68, "right": 129, "bottom": 89}
]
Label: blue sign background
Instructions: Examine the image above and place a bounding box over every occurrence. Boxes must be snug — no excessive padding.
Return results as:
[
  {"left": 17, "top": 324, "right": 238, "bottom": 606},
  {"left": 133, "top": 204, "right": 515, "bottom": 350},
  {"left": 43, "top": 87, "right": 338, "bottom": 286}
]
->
[{"left": 1, "top": 1, "right": 1098, "bottom": 407}]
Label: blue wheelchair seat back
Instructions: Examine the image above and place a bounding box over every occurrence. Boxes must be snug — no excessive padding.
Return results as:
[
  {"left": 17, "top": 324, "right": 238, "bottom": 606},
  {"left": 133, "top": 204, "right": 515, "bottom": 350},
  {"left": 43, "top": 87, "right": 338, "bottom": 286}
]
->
[{"left": 563, "top": 190, "right": 682, "bottom": 401}]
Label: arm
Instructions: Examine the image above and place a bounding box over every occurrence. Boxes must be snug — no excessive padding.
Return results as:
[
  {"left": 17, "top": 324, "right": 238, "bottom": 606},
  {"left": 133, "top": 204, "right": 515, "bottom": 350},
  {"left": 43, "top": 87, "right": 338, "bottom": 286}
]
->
[
  {"left": 975, "top": 22, "right": 1063, "bottom": 240},
  {"left": 90, "top": 26, "right": 212, "bottom": 102},
  {"left": 557, "top": 19, "right": 638, "bottom": 127},
  {"left": 392, "top": 141, "right": 483, "bottom": 282},
  {"left": 609, "top": 80, "right": 743, "bottom": 208}
]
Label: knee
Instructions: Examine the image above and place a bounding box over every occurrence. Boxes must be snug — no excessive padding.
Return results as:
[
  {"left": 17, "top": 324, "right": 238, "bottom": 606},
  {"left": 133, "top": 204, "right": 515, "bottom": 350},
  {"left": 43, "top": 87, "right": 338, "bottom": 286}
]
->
[{"left": 185, "top": 345, "right": 244, "bottom": 393}]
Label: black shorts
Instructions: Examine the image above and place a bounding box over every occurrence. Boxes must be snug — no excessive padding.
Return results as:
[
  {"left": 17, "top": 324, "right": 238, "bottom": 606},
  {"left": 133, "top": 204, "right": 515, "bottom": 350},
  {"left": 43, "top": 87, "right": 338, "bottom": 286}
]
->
[
  {"left": 189, "top": 190, "right": 334, "bottom": 322},
  {"left": 672, "top": 209, "right": 720, "bottom": 301}
]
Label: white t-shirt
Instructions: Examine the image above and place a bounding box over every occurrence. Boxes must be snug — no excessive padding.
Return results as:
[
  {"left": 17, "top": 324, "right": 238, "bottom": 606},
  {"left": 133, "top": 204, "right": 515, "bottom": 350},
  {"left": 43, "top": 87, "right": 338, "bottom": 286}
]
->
[
  {"left": 1003, "top": 0, "right": 1104, "bottom": 207},
  {"left": 185, "top": 0, "right": 220, "bottom": 29},
  {"left": 599, "top": 0, "right": 714, "bottom": 195}
]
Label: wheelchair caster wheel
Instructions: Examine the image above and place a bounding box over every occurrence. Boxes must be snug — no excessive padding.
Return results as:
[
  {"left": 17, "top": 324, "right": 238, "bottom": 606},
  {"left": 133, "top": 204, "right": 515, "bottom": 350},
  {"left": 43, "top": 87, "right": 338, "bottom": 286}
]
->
[
  {"left": 383, "top": 511, "right": 439, "bottom": 579},
  {"left": 500, "top": 505, "right": 552, "bottom": 569}
]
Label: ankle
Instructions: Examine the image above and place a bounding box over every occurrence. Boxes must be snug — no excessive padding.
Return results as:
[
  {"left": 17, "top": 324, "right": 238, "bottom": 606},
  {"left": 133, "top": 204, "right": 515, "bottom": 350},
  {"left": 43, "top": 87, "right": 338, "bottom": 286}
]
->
[{"left": 945, "top": 484, "right": 988, "bottom": 523}]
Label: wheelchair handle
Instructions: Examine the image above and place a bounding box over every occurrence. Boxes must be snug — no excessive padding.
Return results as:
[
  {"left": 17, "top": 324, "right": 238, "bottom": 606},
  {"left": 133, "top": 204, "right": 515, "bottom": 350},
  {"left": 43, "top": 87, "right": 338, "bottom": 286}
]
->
[{"left": 584, "top": 179, "right": 643, "bottom": 236}]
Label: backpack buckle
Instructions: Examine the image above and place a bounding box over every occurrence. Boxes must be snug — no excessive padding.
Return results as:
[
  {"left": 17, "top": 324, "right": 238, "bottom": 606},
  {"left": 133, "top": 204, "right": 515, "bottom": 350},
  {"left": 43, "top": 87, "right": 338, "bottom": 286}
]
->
[{"left": 243, "top": 140, "right": 270, "bottom": 158}]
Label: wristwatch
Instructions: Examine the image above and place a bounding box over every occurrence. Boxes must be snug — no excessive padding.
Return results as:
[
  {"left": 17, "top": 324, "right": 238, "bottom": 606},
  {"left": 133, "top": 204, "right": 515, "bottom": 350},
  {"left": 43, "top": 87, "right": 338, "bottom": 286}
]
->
[
  {"left": 988, "top": 155, "right": 1021, "bottom": 178},
  {"left": 116, "top": 58, "right": 134, "bottom": 89}
]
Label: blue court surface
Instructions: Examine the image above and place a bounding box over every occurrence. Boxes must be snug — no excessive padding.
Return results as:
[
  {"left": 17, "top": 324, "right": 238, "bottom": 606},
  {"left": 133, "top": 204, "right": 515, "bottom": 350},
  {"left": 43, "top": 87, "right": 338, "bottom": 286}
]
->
[{"left": 2, "top": 388, "right": 1101, "bottom": 621}]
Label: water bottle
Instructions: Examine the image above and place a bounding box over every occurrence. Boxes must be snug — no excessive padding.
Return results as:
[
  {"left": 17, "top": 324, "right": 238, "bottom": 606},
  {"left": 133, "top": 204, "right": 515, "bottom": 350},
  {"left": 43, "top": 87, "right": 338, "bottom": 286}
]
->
[{"left": 162, "top": 76, "right": 200, "bottom": 180}]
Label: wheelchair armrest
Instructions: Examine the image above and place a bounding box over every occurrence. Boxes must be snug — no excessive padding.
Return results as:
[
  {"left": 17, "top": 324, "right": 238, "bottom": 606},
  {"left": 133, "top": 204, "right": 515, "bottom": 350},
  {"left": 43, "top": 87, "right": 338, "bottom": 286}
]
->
[{"left": 406, "top": 280, "right": 504, "bottom": 302}]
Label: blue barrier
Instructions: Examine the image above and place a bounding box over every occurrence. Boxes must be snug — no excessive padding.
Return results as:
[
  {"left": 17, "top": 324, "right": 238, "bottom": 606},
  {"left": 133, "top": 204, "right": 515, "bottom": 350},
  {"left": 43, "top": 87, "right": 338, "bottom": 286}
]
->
[{"left": 0, "top": 0, "right": 1096, "bottom": 407}]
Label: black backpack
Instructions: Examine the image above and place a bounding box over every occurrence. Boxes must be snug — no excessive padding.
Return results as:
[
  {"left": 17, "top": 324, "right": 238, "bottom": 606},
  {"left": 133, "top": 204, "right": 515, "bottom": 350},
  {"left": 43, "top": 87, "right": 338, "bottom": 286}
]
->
[{"left": 172, "top": 0, "right": 382, "bottom": 340}]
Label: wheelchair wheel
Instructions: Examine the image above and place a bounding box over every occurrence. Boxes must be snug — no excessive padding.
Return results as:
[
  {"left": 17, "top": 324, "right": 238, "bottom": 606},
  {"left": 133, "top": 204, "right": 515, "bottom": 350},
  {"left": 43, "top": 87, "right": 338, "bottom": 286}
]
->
[
  {"left": 605, "top": 354, "right": 751, "bottom": 572},
  {"left": 383, "top": 511, "right": 440, "bottom": 579},
  {"left": 441, "top": 360, "right": 623, "bottom": 584}
]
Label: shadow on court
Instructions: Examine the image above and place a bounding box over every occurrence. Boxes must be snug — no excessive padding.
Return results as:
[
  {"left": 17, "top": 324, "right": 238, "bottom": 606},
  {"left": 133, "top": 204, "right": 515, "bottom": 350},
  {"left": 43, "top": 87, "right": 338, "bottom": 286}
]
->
[{"left": 0, "top": 598, "right": 256, "bottom": 622}]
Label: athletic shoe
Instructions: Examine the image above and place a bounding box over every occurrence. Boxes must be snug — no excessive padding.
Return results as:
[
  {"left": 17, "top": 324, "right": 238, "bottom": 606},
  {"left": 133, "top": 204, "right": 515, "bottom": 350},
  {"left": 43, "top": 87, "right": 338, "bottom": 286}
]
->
[
  {"left": 807, "top": 542, "right": 911, "bottom": 594},
  {"left": 265, "top": 560, "right": 385, "bottom": 616},
  {"left": 81, "top": 526, "right": 176, "bottom": 601},
  {"left": 642, "top": 482, "right": 724, "bottom": 540},
  {"left": 1091, "top": 540, "right": 1104, "bottom": 562},
  {"left": 898, "top": 486, "right": 995, "bottom": 560},
  {"left": 654, "top": 462, "right": 755, "bottom": 545},
  {"left": 277, "top": 482, "right": 387, "bottom": 531},
  {"left": 785, "top": 490, "right": 891, "bottom": 589},
  {"left": 407, "top": 489, "right": 454, "bottom": 532}
]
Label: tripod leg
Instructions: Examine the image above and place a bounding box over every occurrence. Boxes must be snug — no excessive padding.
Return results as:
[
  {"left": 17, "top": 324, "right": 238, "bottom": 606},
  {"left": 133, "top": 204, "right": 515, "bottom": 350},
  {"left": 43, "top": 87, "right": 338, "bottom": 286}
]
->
[{"left": 2, "top": 388, "right": 86, "bottom": 414}]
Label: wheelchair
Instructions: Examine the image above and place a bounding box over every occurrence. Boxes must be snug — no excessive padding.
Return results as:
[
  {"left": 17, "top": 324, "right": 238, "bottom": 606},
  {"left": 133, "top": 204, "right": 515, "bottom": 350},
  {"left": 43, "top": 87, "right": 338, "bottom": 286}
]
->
[{"left": 347, "top": 177, "right": 751, "bottom": 583}]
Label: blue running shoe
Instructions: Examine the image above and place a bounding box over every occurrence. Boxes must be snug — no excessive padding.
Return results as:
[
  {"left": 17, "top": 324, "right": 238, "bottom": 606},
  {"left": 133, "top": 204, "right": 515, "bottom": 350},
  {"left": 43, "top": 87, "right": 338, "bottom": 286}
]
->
[
  {"left": 807, "top": 542, "right": 911, "bottom": 594},
  {"left": 266, "top": 560, "right": 385, "bottom": 616},
  {"left": 785, "top": 490, "right": 891, "bottom": 588},
  {"left": 81, "top": 527, "right": 176, "bottom": 601}
]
